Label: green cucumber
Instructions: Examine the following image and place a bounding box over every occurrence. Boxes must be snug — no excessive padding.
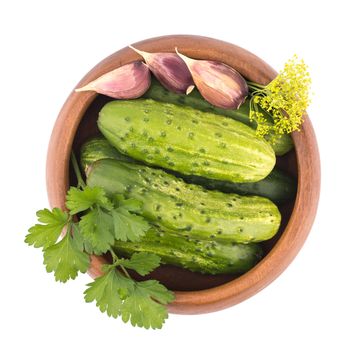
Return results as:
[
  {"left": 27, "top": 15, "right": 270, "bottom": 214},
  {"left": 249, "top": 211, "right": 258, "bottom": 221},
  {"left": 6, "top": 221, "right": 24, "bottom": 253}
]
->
[
  {"left": 87, "top": 159, "right": 281, "bottom": 243},
  {"left": 80, "top": 137, "right": 296, "bottom": 203},
  {"left": 182, "top": 169, "right": 296, "bottom": 204},
  {"left": 144, "top": 79, "right": 293, "bottom": 156},
  {"left": 98, "top": 99, "right": 276, "bottom": 183},
  {"left": 113, "top": 227, "right": 263, "bottom": 275},
  {"left": 80, "top": 137, "right": 133, "bottom": 174}
]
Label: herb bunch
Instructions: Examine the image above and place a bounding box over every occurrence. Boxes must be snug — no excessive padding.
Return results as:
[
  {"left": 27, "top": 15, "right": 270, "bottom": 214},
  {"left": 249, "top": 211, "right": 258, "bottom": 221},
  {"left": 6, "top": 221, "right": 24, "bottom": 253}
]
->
[
  {"left": 25, "top": 153, "right": 174, "bottom": 329},
  {"left": 248, "top": 55, "right": 311, "bottom": 138}
]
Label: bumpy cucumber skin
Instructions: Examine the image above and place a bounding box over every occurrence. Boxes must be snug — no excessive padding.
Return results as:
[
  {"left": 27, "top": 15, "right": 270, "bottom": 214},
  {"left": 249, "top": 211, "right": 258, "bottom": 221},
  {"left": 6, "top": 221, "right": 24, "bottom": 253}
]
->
[
  {"left": 81, "top": 137, "right": 296, "bottom": 203},
  {"left": 144, "top": 79, "right": 294, "bottom": 156},
  {"left": 183, "top": 169, "right": 296, "bottom": 204},
  {"left": 87, "top": 159, "right": 281, "bottom": 243},
  {"left": 80, "top": 137, "right": 133, "bottom": 173},
  {"left": 113, "top": 227, "right": 263, "bottom": 274},
  {"left": 98, "top": 99, "right": 276, "bottom": 183}
]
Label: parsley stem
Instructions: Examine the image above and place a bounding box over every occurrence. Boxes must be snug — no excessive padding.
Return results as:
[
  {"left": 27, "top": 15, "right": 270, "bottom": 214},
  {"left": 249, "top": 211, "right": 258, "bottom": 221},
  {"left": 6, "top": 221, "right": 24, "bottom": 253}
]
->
[
  {"left": 110, "top": 249, "right": 119, "bottom": 261},
  {"left": 66, "top": 220, "right": 72, "bottom": 237},
  {"left": 119, "top": 265, "right": 131, "bottom": 279},
  {"left": 110, "top": 249, "right": 132, "bottom": 279},
  {"left": 70, "top": 152, "right": 86, "bottom": 189}
]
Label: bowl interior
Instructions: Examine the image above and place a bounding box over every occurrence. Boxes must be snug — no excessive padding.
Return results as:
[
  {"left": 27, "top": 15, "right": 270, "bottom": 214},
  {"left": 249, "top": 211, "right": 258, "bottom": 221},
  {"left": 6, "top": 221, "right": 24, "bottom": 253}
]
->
[{"left": 71, "top": 94, "right": 298, "bottom": 292}]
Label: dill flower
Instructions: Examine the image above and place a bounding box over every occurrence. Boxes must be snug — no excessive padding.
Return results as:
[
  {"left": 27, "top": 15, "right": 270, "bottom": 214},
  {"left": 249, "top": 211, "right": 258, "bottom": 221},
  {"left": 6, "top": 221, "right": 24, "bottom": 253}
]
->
[{"left": 249, "top": 55, "right": 311, "bottom": 138}]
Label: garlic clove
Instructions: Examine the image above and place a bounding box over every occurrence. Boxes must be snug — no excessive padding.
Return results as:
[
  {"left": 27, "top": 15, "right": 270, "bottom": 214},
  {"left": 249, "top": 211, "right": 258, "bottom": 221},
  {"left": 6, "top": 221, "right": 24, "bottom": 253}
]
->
[
  {"left": 176, "top": 49, "right": 248, "bottom": 109},
  {"left": 129, "top": 46, "right": 194, "bottom": 94},
  {"left": 75, "top": 61, "right": 151, "bottom": 99}
]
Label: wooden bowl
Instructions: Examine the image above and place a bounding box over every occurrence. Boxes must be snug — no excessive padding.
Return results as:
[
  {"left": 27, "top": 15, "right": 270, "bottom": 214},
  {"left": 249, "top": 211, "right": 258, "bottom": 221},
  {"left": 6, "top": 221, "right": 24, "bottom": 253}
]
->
[{"left": 46, "top": 35, "right": 320, "bottom": 315}]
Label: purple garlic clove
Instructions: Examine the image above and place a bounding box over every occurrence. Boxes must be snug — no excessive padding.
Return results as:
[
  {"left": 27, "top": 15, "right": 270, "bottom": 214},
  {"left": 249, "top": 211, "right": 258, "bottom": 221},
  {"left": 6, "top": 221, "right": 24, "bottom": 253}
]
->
[
  {"left": 129, "top": 46, "right": 194, "bottom": 94},
  {"left": 176, "top": 49, "right": 248, "bottom": 109},
  {"left": 75, "top": 61, "right": 151, "bottom": 99}
]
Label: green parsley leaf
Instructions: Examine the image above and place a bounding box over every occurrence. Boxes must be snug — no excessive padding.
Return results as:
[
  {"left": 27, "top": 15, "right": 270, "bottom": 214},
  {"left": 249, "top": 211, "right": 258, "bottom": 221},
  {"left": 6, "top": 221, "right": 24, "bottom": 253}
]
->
[
  {"left": 79, "top": 207, "right": 114, "bottom": 254},
  {"left": 84, "top": 267, "right": 173, "bottom": 329},
  {"left": 113, "top": 194, "right": 144, "bottom": 213},
  {"left": 120, "top": 252, "right": 161, "bottom": 276},
  {"left": 66, "top": 187, "right": 112, "bottom": 215},
  {"left": 43, "top": 233, "right": 90, "bottom": 282},
  {"left": 134, "top": 280, "right": 175, "bottom": 305},
  {"left": 25, "top": 208, "right": 68, "bottom": 249},
  {"left": 111, "top": 208, "right": 150, "bottom": 242},
  {"left": 121, "top": 280, "right": 174, "bottom": 329},
  {"left": 70, "top": 223, "right": 84, "bottom": 251},
  {"left": 84, "top": 268, "right": 133, "bottom": 318}
]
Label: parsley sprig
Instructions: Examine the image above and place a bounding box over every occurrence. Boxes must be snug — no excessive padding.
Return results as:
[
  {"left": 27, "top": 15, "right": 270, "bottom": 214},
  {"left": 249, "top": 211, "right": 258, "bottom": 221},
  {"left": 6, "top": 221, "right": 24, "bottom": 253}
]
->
[
  {"left": 25, "top": 153, "right": 174, "bottom": 329},
  {"left": 85, "top": 251, "right": 173, "bottom": 329}
]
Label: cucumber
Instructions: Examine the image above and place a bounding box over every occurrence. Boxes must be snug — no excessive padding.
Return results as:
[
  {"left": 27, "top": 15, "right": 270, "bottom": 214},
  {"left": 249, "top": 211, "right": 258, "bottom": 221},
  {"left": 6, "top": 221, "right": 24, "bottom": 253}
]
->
[
  {"left": 87, "top": 159, "right": 281, "bottom": 243},
  {"left": 98, "top": 99, "right": 276, "bottom": 183},
  {"left": 80, "top": 137, "right": 296, "bottom": 203},
  {"left": 182, "top": 169, "right": 296, "bottom": 204},
  {"left": 80, "top": 137, "right": 133, "bottom": 174},
  {"left": 113, "top": 227, "right": 263, "bottom": 275},
  {"left": 144, "top": 79, "right": 293, "bottom": 156}
]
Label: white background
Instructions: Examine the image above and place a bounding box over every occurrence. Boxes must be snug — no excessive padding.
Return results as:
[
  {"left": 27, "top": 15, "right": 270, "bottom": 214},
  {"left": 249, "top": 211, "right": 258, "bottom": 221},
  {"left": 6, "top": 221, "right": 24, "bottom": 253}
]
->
[{"left": 1, "top": 0, "right": 349, "bottom": 349}]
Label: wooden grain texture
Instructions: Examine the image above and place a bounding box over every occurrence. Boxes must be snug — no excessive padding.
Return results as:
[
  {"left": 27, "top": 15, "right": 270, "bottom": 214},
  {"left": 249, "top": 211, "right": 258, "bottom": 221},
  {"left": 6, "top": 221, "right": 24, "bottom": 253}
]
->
[{"left": 46, "top": 35, "right": 320, "bottom": 315}]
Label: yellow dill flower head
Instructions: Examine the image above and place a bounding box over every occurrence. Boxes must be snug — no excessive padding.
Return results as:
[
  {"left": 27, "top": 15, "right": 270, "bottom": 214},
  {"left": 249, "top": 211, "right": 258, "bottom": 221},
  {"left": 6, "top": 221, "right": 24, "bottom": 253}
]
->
[{"left": 249, "top": 55, "right": 311, "bottom": 137}]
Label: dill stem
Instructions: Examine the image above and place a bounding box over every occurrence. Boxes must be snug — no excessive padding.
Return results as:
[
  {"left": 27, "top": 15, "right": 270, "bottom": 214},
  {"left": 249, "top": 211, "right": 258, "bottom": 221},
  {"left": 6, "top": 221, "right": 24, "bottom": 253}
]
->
[{"left": 247, "top": 81, "right": 266, "bottom": 89}]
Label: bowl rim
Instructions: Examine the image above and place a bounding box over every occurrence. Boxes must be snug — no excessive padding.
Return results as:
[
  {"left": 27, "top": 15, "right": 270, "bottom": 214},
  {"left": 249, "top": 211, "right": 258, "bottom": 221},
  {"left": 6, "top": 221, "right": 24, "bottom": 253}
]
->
[{"left": 46, "top": 34, "right": 320, "bottom": 315}]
